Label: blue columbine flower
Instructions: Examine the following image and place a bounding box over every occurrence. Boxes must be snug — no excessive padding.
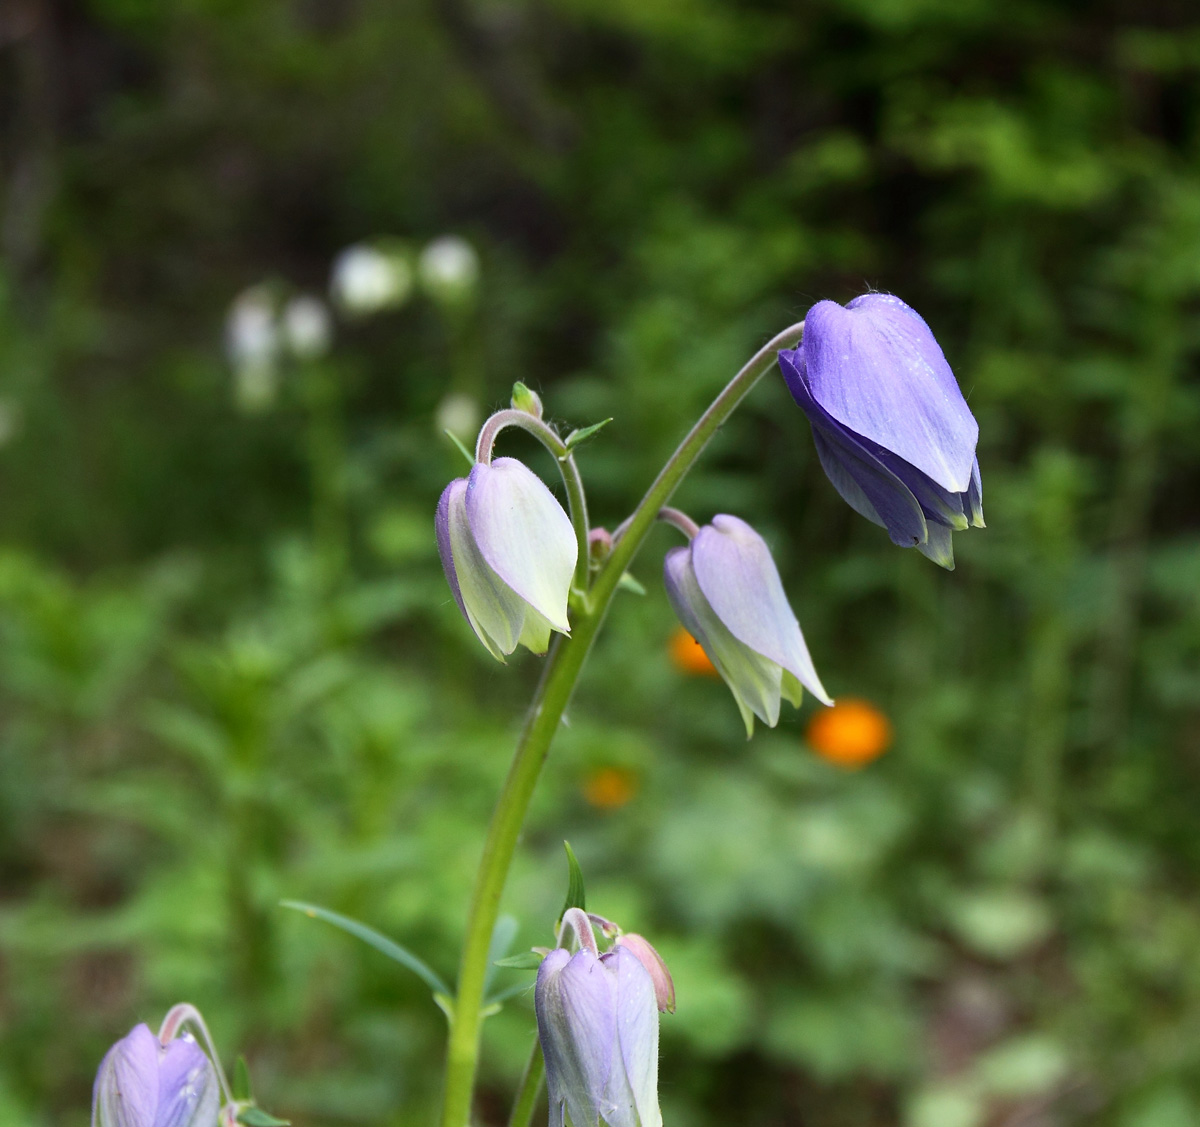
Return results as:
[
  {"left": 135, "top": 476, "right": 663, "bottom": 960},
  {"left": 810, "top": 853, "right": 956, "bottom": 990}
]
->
[
  {"left": 92, "top": 1023, "right": 219, "bottom": 1127},
  {"left": 779, "top": 293, "right": 983, "bottom": 569},
  {"left": 535, "top": 909, "right": 666, "bottom": 1127},
  {"left": 663, "top": 514, "right": 831, "bottom": 736},
  {"left": 436, "top": 457, "right": 577, "bottom": 660}
]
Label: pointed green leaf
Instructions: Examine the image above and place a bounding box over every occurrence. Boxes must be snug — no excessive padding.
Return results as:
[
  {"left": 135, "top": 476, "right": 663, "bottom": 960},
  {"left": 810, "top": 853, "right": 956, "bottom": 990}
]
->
[
  {"left": 280, "top": 901, "right": 451, "bottom": 996},
  {"left": 493, "top": 951, "right": 545, "bottom": 970},
  {"left": 444, "top": 429, "right": 476, "bottom": 468},
  {"left": 563, "top": 418, "right": 612, "bottom": 451},
  {"left": 233, "top": 1056, "right": 253, "bottom": 1102},
  {"left": 237, "top": 1109, "right": 291, "bottom": 1127},
  {"left": 560, "top": 841, "right": 586, "bottom": 920}
]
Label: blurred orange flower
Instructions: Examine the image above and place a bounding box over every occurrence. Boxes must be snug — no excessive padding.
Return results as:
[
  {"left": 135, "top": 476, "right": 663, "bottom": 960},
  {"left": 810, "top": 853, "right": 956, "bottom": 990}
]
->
[
  {"left": 806, "top": 697, "right": 893, "bottom": 769},
  {"left": 582, "top": 767, "right": 639, "bottom": 810},
  {"left": 668, "top": 626, "right": 718, "bottom": 677}
]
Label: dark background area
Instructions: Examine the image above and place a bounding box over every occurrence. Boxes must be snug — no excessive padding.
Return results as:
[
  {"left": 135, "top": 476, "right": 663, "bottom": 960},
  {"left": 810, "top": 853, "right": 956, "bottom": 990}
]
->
[{"left": 3, "top": 0, "right": 1200, "bottom": 1124}]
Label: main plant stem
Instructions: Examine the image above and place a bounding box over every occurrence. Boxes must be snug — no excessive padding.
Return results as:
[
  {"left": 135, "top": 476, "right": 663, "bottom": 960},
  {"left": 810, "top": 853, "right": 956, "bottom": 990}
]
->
[{"left": 439, "top": 321, "right": 804, "bottom": 1127}]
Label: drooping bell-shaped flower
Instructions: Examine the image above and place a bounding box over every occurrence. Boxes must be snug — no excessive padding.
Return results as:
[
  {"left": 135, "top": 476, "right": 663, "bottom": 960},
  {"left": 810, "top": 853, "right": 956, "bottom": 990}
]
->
[
  {"left": 663, "top": 514, "right": 831, "bottom": 737},
  {"left": 92, "top": 1023, "right": 219, "bottom": 1127},
  {"left": 436, "top": 457, "right": 577, "bottom": 660},
  {"left": 779, "top": 293, "right": 983, "bottom": 569},
  {"left": 535, "top": 910, "right": 665, "bottom": 1127}
]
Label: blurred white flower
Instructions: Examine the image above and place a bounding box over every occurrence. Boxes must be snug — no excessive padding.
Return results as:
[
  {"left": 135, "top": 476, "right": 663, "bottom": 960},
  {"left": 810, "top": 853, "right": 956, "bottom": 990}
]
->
[
  {"left": 418, "top": 236, "right": 480, "bottom": 304},
  {"left": 283, "top": 294, "right": 332, "bottom": 359},
  {"left": 330, "top": 243, "right": 412, "bottom": 316},
  {"left": 226, "top": 286, "right": 280, "bottom": 412},
  {"left": 435, "top": 391, "right": 481, "bottom": 440}
]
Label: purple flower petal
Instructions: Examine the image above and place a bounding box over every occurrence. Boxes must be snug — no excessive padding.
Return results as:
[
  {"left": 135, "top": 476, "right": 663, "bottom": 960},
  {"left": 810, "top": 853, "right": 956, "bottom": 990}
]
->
[
  {"left": 537, "top": 948, "right": 617, "bottom": 1127},
  {"left": 691, "top": 516, "right": 831, "bottom": 706},
  {"left": 466, "top": 458, "right": 576, "bottom": 633},
  {"left": 781, "top": 349, "right": 929, "bottom": 548},
  {"left": 803, "top": 294, "right": 978, "bottom": 493},
  {"left": 154, "top": 1036, "right": 219, "bottom": 1127},
  {"left": 607, "top": 946, "right": 661, "bottom": 1127},
  {"left": 93, "top": 1024, "right": 160, "bottom": 1127}
]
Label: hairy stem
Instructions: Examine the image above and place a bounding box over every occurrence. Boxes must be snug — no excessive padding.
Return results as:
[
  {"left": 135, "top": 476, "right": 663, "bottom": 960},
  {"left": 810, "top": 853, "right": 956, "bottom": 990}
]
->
[{"left": 439, "top": 321, "right": 804, "bottom": 1127}]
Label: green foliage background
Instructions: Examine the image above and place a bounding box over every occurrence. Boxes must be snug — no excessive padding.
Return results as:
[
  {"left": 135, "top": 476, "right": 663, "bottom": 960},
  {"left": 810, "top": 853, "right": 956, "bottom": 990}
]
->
[{"left": 3, "top": 0, "right": 1200, "bottom": 1123}]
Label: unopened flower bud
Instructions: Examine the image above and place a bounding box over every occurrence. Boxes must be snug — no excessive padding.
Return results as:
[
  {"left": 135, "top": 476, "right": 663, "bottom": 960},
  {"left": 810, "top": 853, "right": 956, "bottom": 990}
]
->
[
  {"left": 510, "top": 382, "right": 543, "bottom": 418},
  {"left": 330, "top": 243, "right": 412, "bottom": 316},
  {"left": 535, "top": 910, "right": 663, "bottom": 1127},
  {"left": 664, "top": 514, "right": 831, "bottom": 736},
  {"left": 779, "top": 293, "right": 983, "bottom": 569},
  {"left": 92, "top": 1023, "right": 219, "bottom": 1127},
  {"left": 418, "top": 235, "right": 479, "bottom": 305},
  {"left": 436, "top": 457, "right": 576, "bottom": 660}
]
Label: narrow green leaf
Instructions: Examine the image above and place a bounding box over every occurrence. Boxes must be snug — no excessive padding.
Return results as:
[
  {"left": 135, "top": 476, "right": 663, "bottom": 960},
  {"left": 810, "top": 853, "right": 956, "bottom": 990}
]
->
[
  {"left": 564, "top": 418, "right": 612, "bottom": 451},
  {"left": 280, "top": 901, "right": 451, "bottom": 996},
  {"left": 233, "top": 1056, "right": 253, "bottom": 1102},
  {"left": 444, "top": 429, "right": 476, "bottom": 468},
  {"left": 237, "top": 1109, "right": 291, "bottom": 1127},
  {"left": 493, "top": 952, "right": 544, "bottom": 970},
  {"left": 560, "top": 841, "right": 586, "bottom": 919},
  {"left": 617, "top": 572, "right": 646, "bottom": 596},
  {"left": 484, "top": 914, "right": 519, "bottom": 992}
]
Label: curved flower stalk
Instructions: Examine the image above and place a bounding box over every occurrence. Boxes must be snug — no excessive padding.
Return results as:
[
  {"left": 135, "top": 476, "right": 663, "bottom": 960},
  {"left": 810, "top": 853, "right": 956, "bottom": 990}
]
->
[
  {"left": 779, "top": 293, "right": 983, "bottom": 568},
  {"left": 437, "top": 457, "right": 578, "bottom": 660},
  {"left": 663, "top": 512, "right": 831, "bottom": 736}
]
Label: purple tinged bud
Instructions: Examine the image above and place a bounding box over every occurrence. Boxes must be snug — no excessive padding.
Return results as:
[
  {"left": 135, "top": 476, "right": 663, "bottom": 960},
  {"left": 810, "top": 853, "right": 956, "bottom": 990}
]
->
[
  {"left": 780, "top": 293, "right": 983, "bottom": 569},
  {"left": 663, "top": 514, "right": 831, "bottom": 737},
  {"left": 535, "top": 933, "right": 663, "bottom": 1127},
  {"left": 92, "top": 1025, "right": 219, "bottom": 1127},
  {"left": 436, "top": 457, "right": 577, "bottom": 661}
]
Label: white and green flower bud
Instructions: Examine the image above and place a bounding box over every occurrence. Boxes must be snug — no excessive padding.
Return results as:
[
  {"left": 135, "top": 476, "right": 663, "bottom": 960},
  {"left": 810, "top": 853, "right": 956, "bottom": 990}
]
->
[
  {"left": 664, "top": 514, "right": 832, "bottom": 736},
  {"left": 436, "top": 457, "right": 576, "bottom": 660}
]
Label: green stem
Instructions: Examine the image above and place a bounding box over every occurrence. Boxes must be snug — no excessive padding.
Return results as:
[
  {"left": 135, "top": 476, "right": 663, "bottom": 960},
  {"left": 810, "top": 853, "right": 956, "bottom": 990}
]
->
[
  {"left": 506, "top": 1039, "right": 545, "bottom": 1127},
  {"left": 439, "top": 321, "right": 804, "bottom": 1127},
  {"left": 476, "top": 408, "right": 591, "bottom": 596}
]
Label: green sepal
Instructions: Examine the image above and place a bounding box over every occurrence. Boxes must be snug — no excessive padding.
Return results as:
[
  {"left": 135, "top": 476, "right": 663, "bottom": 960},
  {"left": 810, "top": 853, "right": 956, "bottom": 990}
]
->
[
  {"left": 444, "top": 429, "right": 476, "bottom": 468},
  {"left": 563, "top": 418, "right": 612, "bottom": 452},
  {"left": 617, "top": 572, "right": 646, "bottom": 596},
  {"left": 559, "top": 840, "right": 586, "bottom": 920},
  {"left": 237, "top": 1109, "right": 291, "bottom": 1126},
  {"left": 233, "top": 1056, "right": 253, "bottom": 1102},
  {"left": 493, "top": 951, "right": 545, "bottom": 970}
]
